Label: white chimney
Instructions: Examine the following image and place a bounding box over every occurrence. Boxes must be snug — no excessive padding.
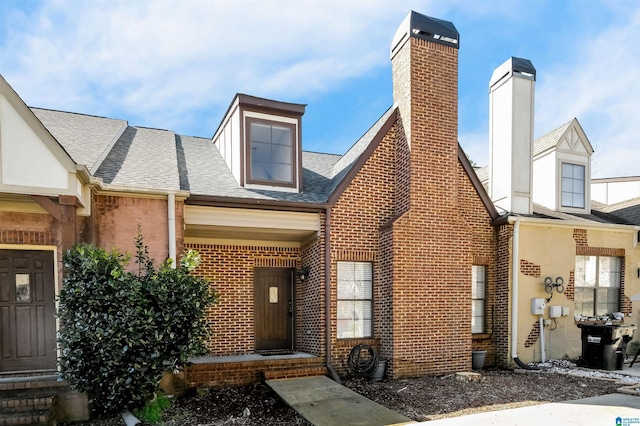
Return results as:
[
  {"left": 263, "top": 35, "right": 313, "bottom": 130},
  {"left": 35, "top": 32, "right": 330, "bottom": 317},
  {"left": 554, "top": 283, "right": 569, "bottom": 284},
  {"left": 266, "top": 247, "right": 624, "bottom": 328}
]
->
[{"left": 489, "top": 57, "right": 536, "bottom": 215}]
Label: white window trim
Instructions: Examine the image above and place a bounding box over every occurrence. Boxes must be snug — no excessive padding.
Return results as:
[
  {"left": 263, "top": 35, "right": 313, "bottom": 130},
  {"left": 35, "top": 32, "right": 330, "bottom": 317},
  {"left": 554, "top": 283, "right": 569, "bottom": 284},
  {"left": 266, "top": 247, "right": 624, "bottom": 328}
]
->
[
  {"left": 337, "top": 261, "right": 373, "bottom": 339},
  {"left": 556, "top": 155, "right": 590, "bottom": 213}
]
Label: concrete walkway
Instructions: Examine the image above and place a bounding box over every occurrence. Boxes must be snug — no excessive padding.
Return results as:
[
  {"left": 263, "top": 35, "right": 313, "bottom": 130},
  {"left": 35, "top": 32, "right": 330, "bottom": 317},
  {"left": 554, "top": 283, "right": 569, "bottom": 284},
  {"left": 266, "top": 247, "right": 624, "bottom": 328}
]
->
[
  {"left": 415, "top": 393, "right": 640, "bottom": 425},
  {"left": 266, "top": 375, "right": 413, "bottom": 426},
  {"left": 268, "top": 365, "right": 640, "bottom": 426}
]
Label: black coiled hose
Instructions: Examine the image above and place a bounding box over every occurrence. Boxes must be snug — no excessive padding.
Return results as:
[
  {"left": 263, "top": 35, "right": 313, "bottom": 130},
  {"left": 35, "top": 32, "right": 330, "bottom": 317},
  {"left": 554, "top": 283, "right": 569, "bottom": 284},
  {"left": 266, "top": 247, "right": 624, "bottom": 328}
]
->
[{"left": 347, "top": 343, "right": 379, "bottom": 377}]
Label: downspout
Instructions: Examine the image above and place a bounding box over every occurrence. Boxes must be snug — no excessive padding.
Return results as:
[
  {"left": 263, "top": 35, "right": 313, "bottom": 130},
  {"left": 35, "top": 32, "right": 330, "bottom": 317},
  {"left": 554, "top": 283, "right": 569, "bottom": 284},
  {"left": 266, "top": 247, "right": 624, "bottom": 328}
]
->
[
  {"left": 168, "top": 193, "right": 177, "bottom": 269},
  {"left": 511, "top": 219, "right": 536, "bottom": 369},
  {"left": 324, "top": 207, "right": 341, "bottom": 383}
]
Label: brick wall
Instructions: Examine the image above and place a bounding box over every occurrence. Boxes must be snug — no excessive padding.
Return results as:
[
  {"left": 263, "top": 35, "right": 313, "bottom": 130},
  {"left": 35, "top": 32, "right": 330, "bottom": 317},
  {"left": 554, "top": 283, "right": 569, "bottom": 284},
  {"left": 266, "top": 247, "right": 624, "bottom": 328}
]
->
[
  {"left": 94, "top": 195, "right": 183, "bottom": 268},
  {"left": 494, "top": 223, "right": 513, "bottom": 367},
  {"left": 325, "top": 33, "right": 496, "bottom": 378},
  {"left": 388, "top": 36, "right": 472, "bottom": 377},
  {"left": 186, "top": 243, "right": 302, "bottom": 355},
  {"left": 330, "top": 127, "right": 397, "bottom": 374},
  {"left": 299, "top": 213, "right": 326, "bottom": 356}
]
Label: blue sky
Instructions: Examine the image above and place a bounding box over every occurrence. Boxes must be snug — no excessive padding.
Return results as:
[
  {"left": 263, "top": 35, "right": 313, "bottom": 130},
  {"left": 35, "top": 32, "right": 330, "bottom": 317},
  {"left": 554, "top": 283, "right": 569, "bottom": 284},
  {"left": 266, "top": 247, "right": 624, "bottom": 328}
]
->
[{"left": 0, "top": 0, "right": 638, "bottom": 178}]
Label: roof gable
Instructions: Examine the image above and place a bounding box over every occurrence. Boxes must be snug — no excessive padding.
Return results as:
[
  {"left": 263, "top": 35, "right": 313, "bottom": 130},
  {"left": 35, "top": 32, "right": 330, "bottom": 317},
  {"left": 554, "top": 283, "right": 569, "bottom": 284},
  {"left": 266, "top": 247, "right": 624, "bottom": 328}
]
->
[
  {"left": 0, "top": 75, "right": 78, "bottom": 194},
  {"left": 534, "top": 118, "right": 594, "bottom": 157}
]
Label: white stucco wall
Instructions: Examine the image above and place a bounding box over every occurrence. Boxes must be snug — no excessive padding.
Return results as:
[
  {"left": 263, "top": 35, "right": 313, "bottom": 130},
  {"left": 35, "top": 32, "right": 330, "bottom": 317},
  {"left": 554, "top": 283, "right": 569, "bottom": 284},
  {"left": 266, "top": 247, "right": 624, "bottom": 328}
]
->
[{"left": 0, "top": 95, "right": 69, "bottom": 190}]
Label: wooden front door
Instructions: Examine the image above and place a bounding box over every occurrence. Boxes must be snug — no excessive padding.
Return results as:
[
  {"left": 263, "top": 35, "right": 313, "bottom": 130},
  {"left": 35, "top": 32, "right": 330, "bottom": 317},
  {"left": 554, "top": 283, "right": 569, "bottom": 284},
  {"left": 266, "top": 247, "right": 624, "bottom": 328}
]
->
[
  {"left": 0, "top": 250, "right": 56, "bottom": 372},
  {"left": 254, "top": 268, "right": 293, "bottom": 352}
]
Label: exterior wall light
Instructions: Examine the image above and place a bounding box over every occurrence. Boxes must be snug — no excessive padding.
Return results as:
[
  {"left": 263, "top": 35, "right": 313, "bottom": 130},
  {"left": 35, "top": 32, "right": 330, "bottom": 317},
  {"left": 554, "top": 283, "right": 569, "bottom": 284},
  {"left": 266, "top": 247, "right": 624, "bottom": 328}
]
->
[{"left": 297, "top": 267, "right": 310, "bottom": 282}]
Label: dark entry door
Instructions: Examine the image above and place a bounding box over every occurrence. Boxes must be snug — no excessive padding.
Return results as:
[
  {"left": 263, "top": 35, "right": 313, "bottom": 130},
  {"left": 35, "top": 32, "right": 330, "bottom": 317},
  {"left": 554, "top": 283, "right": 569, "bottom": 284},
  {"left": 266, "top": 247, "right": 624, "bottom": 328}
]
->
[
  {"left": 0, "top": 250, "right": 56, "bottom": 372},
  {"left": 254, "top": 268, "right": 293, "bottom": 352}
]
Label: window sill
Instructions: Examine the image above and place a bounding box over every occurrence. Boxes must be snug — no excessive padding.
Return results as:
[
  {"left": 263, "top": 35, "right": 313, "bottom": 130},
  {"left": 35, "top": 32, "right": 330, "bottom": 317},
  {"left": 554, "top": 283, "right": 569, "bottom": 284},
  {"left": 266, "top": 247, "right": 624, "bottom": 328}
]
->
[
  {"left": 472, "top": 333, "right": 492, "bottom": 340},
  {"left": 336, "top": 337, "right": 379, "bottom": 347}
]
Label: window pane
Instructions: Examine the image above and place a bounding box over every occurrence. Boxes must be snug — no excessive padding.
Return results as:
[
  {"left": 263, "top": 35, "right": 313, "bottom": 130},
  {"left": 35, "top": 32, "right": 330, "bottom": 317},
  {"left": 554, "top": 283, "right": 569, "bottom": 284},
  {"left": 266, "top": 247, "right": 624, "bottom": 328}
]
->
[
  {"left": 472, "top": 266, "right": 485, "bottom": 298},
  {"left": 575, "top": 256, "right": 596, "bottom": 287},
  {"left": 251, "top": 123, "right": 271, "bottom": 142},
  {"left": 271, "top": 126, "right": 291, "bottom": 146},
  {"left": 596, "top": 288, "right": 619, "bottom": 316},
  {"left": 271, "top": 163, "right": 292, "bottom": 182},
  {"left": 573, "top": 193, "right": 585, "bottom": 208},
  {"left": 472, "top": 300, "right": 484, "bottom": 333},
  {"left": 272, "top": 144, "right": 292, "bottom": 164},
  {"left": 337, "top": 300, "right": 372, "bottom": 338},
  {"left": 599, "top": 257, "right": 620, "bottom": 288},
  {"left": 574, "top": 288, "right": 594, "bottom": 316},
  {"left": 15, "top": 274, "right": 30, "bottom": 302}
]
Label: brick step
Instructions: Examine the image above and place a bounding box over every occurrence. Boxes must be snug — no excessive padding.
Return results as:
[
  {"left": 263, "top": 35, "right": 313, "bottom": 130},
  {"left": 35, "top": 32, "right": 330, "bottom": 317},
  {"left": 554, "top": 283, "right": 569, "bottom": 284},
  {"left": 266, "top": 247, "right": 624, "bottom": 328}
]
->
[
  {"left": 0, "top": 409, "right": 51, "bottom": 426},
  {"left": 0, "top": 376, "right": 65, "bottom": 392},
  {"left": 0, "top": 377, "right": 65, "bottom": 426},
  {"left": 1, "top": 390, "right": 57, "bottom": 414},
  {"left": 263, "top": 365, "right": 328, "bottom": 380}
]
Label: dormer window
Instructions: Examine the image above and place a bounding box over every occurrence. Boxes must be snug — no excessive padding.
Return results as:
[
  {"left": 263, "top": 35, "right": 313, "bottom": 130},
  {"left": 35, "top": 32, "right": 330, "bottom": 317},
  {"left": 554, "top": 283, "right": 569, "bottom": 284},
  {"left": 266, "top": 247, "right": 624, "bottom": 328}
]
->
[
  {"left": 561, "top": 163, "right": 585, "bottom": 209},
  {"left": 212, "top": 94, "right": 305, "bottom": 193},
  {"left": 247, "top": 118, "right": 295, "bottom": 186}
]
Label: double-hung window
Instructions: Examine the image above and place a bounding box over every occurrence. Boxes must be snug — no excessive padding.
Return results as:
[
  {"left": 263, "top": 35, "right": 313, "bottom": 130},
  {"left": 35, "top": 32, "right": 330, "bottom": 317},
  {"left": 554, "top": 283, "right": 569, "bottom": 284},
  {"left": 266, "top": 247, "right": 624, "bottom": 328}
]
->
[
  {"left": 561, "top": 163, "right": 585, "bottom": 208},
  {"left": 574, "top": 255, "right": 621, "bottom": 316},
  {"left": 337, "top": 262, "right": 373, "bottom": 339},
  {"left": 472, "top": 266, "right": 486, "bottom": 333}
]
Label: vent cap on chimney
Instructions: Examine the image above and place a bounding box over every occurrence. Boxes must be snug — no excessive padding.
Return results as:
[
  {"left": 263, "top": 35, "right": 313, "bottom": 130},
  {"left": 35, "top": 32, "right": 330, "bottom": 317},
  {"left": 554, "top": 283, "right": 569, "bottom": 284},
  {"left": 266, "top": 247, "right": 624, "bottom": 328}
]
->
[
  {"left": 490, "top": 57, "right": 536, "bottom": 88},
  {"left": 391, "top": 11, "right": 459, "bottom": 58}
]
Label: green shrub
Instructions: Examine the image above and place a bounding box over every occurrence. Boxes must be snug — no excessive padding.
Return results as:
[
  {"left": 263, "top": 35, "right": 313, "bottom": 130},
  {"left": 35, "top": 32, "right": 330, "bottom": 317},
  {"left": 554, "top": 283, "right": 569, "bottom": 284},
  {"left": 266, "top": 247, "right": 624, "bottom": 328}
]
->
[
  {"left": 134, "top": 394, "right": 172, "bottom": 424},
  {"left": 57, "top": 236, "right": 217, "bottom": 416}
]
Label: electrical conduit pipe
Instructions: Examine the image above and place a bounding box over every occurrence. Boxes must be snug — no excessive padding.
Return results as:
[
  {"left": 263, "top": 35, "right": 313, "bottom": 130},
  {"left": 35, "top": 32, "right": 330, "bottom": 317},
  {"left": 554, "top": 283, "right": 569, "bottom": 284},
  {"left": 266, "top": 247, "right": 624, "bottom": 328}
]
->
[{"left": 539, "top": 315, "right": 546, "bottom": 363}]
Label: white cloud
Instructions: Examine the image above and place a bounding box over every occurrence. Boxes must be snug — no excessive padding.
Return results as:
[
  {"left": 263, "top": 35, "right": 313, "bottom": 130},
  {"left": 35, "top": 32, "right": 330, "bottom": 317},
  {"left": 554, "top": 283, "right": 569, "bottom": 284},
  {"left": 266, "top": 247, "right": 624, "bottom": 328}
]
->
[
  {"left": 534, "top": 6, "right": 640, "bottom": 178},
  {"left": 0, "top": 0, "right": 427, "bottom": 128}
]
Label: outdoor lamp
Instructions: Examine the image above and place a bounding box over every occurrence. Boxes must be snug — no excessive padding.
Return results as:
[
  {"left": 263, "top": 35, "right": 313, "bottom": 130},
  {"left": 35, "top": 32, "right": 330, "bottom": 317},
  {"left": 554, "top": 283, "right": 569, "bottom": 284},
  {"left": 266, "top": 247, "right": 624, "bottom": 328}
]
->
[{"left": 297, "top": 267, "right": 310, "bottom": 282}]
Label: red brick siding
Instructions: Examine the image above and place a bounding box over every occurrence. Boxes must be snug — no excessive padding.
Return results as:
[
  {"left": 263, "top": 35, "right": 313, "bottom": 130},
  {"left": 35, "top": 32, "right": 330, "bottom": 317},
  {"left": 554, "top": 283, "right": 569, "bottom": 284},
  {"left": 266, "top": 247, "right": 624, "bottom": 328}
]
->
[
  {"left": 186, "top": 243, "right": 301, "bottom": 355},
  {"left": 330, "top": 125, "right": 396, "bottom": 374},
  {"left": 299, "top": 213, "right": 326, "bottom": 357},
  {"left": 524, "top": 321, "right": 540, "bottom": 348},
  {"left": 494, "top": 223, "right": 513, "bottom": 368},
  {"left": 520, "top": 259, "right": 541, "bottom": 278},
  {"left": 387, "top": 37, "right": 471, "bottom": 378},
  {"left": 94, "top": 195, "right": 183, "bottom": 268}
]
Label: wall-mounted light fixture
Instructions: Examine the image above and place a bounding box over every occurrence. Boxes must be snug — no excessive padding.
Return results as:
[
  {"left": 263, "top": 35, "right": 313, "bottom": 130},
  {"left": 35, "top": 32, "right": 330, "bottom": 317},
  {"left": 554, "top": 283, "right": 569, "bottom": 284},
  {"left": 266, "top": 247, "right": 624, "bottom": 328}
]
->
[{"left": 297, "top": 267, "right": 310, "bottom": 282}]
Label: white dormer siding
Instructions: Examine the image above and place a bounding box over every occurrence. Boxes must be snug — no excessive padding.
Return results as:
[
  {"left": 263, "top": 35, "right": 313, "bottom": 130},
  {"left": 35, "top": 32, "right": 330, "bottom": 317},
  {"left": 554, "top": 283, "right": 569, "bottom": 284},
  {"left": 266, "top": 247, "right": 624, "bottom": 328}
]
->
[
  {"left": 212, "top": 94, "right": 305, "bottom": 193},
  {"left": 532, "top": 118, "right": 593, "bottom": 213},
  {"left": 489, "top": 57, "right": 536, "bottom": 215},
  {"left": 592, "top": 176, "right": 640, "bottom": 205}
]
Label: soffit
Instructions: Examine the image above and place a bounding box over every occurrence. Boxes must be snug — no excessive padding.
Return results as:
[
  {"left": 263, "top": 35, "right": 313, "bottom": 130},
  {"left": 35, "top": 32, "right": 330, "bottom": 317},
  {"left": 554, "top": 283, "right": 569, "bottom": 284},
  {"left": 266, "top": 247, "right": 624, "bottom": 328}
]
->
[{"left": 184, "top": 205, "right": 320, "bottom": 242}]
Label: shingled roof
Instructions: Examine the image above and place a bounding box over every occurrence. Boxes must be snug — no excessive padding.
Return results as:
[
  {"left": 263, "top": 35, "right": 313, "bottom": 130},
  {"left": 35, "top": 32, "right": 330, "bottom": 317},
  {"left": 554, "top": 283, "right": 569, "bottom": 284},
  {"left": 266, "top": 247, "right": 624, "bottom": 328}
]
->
[
  {"left": 31, "top": 108, "right": 127, "bottom": 173},
  {"left": 29, "top": 104, "right": 395, "bottom": 204}
]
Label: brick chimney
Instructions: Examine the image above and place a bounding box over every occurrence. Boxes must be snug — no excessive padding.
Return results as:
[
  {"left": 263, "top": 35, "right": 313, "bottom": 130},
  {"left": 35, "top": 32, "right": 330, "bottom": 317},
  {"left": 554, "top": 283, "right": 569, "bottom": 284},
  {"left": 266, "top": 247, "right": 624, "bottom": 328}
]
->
[
  {"left": 384, "top": 11, "right": 470, "bottom": 377},
  {"left": 488, "top": 57, "right": 536, "bottom": 215}
]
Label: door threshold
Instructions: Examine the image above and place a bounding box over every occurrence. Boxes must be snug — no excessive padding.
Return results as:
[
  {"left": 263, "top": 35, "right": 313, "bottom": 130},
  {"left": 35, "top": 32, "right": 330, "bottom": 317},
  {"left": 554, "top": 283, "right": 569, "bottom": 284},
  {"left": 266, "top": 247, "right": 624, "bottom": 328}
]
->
[{"left": 257, "top": 350, "right": 296, "bottom": 356}]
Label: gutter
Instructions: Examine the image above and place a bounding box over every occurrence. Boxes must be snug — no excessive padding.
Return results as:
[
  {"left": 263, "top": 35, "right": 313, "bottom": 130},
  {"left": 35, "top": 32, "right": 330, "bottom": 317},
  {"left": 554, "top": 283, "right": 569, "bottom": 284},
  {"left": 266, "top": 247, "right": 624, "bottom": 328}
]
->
[{"left": 498, "top": 214, "right": 640, "bottom": 233}]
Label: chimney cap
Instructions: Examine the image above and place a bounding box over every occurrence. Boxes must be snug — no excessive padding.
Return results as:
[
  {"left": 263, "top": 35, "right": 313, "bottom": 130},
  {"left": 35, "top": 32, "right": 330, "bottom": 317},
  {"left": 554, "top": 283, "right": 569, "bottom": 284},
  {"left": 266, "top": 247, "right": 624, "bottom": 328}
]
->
[
  {"left": 391, "top": 11, "right": 459, "bottom": 58},
  {"left": 490, "top": 57, "right": 536, "bottom": 88}
]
